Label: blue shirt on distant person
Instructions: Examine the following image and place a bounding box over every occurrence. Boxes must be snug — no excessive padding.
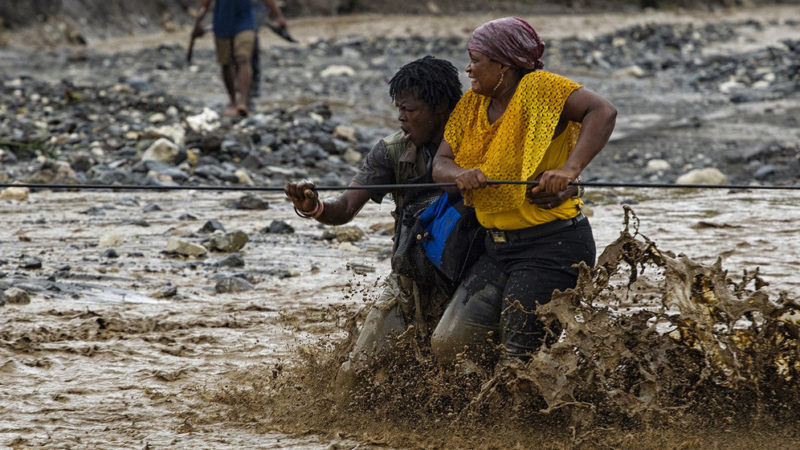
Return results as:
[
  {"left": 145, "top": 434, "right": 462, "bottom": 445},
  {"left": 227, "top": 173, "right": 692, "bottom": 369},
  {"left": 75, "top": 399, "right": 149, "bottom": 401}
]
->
[{"left": 213, "top": 0, "right": 256, "bottom": 39}]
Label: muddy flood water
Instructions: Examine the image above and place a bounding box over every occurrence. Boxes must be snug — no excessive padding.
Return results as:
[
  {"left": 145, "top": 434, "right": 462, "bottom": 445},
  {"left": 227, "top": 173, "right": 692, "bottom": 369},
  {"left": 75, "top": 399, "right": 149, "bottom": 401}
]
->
[
  {"left": 1, "top": 187, "right": 799, "bottom": 448},
  {"left": 2, "top": 5, "right": 800, "bottom": 449}
]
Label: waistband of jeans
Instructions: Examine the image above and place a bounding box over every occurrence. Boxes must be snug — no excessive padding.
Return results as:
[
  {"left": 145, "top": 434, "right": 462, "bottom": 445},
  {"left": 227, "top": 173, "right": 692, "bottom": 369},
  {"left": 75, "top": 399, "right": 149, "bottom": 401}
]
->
[{"left": 486, "top": 213, "right": 586, "bottom": 243}]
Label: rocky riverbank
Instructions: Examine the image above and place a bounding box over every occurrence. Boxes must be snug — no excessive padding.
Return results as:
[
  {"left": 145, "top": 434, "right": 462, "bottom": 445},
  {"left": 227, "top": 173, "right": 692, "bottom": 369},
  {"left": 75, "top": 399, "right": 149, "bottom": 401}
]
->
[{"left": 1, "top": 11, "right": 799, "bottom": 189}]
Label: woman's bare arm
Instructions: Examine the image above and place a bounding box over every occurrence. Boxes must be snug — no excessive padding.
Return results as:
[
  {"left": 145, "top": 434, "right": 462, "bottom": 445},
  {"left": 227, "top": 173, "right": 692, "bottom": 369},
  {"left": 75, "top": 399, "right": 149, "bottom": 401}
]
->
[{"left": 534, "top": 88, "right": 617, "bottom": 193}]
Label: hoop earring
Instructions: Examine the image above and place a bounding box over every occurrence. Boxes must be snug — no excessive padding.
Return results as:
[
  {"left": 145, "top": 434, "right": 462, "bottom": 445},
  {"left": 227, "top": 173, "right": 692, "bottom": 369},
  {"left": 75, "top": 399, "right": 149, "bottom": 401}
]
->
[{"left": 491, "top": 70, "right": 504, "bottom": 94}]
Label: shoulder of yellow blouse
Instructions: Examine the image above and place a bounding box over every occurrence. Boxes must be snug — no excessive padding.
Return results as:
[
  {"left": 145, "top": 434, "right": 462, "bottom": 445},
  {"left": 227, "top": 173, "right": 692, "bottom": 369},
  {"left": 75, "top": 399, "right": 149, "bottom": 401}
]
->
[{"left": 520, "top": 70, "right": 576, "bottom": 88}]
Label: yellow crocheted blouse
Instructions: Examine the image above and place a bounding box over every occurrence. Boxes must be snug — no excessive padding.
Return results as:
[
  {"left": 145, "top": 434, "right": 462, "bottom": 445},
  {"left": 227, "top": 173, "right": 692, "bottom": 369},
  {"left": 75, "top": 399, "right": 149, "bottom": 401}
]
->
[{"left": 444, "top": 71, "right": 583, "bottom": 228}]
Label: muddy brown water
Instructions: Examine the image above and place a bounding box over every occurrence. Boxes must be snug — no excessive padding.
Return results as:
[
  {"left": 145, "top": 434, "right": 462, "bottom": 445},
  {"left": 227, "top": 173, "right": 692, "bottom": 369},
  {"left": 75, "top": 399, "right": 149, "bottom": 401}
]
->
[
  {"left": 1, "top": 187, "right": 798, "bottom": 447},
  {"left": 2, "top": 6, "right": 800, "bottom": 448}
]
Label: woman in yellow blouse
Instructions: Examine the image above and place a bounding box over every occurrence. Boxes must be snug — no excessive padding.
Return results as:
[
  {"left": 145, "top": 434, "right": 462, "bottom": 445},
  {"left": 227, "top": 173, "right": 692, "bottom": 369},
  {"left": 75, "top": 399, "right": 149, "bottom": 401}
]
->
[{"left": 431, "top": 17, "right": 617, "bottom": 363}]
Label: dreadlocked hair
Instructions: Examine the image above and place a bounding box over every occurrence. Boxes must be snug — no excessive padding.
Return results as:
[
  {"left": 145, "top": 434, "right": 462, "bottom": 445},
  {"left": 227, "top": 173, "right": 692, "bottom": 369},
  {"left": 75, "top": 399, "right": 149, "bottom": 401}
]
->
[{"left": 389, "top": 56, "right": 463, "bottom": 112}]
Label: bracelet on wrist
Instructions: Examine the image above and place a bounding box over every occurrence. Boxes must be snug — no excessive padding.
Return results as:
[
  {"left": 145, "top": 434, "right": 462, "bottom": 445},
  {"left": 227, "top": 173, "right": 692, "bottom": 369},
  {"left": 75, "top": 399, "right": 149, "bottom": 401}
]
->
[
  {"left": 294, "top": 198, "right": 321, "bottom": 219},
  {"left": 312, "top": 199, "right": 325, "bottom": 219}
]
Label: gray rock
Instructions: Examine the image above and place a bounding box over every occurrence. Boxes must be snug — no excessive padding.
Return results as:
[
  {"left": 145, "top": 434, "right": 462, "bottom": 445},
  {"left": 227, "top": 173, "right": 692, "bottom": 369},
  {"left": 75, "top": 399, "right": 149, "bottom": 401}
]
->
[
  {"left": 218, "top": 253, "right": 245, "bottom": 267},
  {"left": 207, "top": 230, "right": 249, "bottom": 252},
  {"left": 194, "top": 164, "right": 238, "bottom": 182},
  {"left": 226, "top": 194, "right": 269, "bottom": 210},
  {"left": 221, "top": 136, "right": 252, "bottom": 159},
  {"left": 754, "top": 164, "right": 778, "bottom": 180},
  {"left": 70, "top": 153, "right": 95, "bottom": 172},
  {"left": 198, "top": 220, "right": 226, "bottom": 233},
  {"left": 215, "top": 276, "right": 254, "bottom": 293},
  {"left": 263, "top": 220, "right": 295, "bottom": 234},
  {"left": 19, "top": 257, "right": 42, "bottom": 269},
  {"left": 81, "top": 206, "right": 107, "bottom": 216},
  {"left": 5, "top": 287, "right": 30, "bottom": 305},
  {"left": 299, "top": 142, "right": 328, "bottom": 161}
]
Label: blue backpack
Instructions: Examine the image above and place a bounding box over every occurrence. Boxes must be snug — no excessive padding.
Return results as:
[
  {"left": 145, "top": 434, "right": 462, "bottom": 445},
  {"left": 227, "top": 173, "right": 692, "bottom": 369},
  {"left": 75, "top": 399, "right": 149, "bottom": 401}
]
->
[
  {"left": 391, "top": 190, "right": 485, "bottom": 286},
  {"left": 416, "top": 191, "right": 485, "bottom": 283}
]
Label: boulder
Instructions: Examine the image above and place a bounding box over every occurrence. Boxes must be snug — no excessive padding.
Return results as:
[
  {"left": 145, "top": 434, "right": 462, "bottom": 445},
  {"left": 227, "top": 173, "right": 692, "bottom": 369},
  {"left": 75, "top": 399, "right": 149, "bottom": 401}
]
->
[{"left": 676, "top": 168, "right": 728, "bottom": 185}]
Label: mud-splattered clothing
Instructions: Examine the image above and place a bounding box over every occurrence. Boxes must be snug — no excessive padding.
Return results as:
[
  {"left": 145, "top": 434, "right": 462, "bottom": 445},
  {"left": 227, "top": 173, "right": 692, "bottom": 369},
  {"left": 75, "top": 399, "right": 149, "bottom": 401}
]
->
[
  {"left": 432, "top": 216, "right": 595, "bottom": 360},
  {"left": 336, "top": 132, "right": 451, "bottom": 390}
]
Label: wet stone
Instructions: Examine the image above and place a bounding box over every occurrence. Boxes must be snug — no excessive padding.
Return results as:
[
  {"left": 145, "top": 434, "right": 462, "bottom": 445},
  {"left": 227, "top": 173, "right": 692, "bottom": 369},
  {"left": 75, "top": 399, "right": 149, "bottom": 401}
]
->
[
  {"left": 754, "top": 164, "right": 778, "bottom": 180},
  {"left": 207, "top": 231, "right": 249, "bottom": 253},
  {"left": 143, "top": 203, "right": 162, "bottom": 213},
  {"left": 322, "top": 226, "right": 365, "bottom": 242},
  {"left": 116, "top": 197, "right": 141, "bottom": 207},
  {"left": 103, "top": 248, "right": 119, "bottom": 258},
  {"left": 214, "top": 276, "right": 255, "bottom": 293},
  {"left": 198, "top": 220, "right": 226, "bottom": 234},
  {"left": 262, "top": 220, "right": 295, "bottom": 234},
  {"left": 226, "top": 194, "right": 270, "bottom": 210},
  {"left": 179, "top": 213, "right": 198, "bottom": 221},
  {"left": 81, "top": 206, "right": 107, "bottom": 216},
  {"left": 151, "top": 284, "right": 178, "bottom": 298},
  {"left": 19, "top": 257, "right": 42, "bottom": 269},
  {"left": 218, "top": 253, "right": 245, "bottom": 268},
  {"left": 4, "top": 287, "right": 31, "bottom": 305},
  {"left": 70, "top": 152, "right": 94, "bottom": 172}
]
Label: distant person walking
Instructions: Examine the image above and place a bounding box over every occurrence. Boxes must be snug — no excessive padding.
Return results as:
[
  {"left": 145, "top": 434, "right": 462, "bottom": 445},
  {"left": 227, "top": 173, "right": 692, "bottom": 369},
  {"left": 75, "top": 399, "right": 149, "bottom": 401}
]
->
[{"left": 193, "top": 0, "right": 287, "bottom": 117}]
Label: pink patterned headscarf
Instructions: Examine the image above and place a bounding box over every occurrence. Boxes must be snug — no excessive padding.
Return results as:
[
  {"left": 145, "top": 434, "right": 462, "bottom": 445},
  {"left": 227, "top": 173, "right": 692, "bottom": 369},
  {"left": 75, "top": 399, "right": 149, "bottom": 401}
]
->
[{"left": 467, "top": 17, "right": 545, "bottom": 70}]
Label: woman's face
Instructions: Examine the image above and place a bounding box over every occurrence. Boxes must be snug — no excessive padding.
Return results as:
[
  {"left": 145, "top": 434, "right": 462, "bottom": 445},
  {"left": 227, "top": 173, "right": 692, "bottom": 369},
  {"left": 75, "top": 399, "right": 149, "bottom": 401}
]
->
[{"left": 466, "top": 50, "right": 502, "bottom": 96}]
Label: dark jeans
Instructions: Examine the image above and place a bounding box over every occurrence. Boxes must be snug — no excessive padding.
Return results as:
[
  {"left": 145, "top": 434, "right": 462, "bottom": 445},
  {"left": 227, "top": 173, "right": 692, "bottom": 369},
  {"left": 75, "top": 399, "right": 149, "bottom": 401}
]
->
[{"left": 431, "top": 216, "right": 595, "bottom": 361}]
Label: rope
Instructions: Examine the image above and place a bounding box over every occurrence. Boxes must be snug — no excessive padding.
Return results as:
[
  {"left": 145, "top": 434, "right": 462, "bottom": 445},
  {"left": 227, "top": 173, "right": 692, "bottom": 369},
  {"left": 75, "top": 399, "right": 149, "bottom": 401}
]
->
[
  {"left": 2, "top": 181, "right": 800, "bottom": 192},
  {"left": 3, "top": 180, "right": 800, "bottom": 192}
]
